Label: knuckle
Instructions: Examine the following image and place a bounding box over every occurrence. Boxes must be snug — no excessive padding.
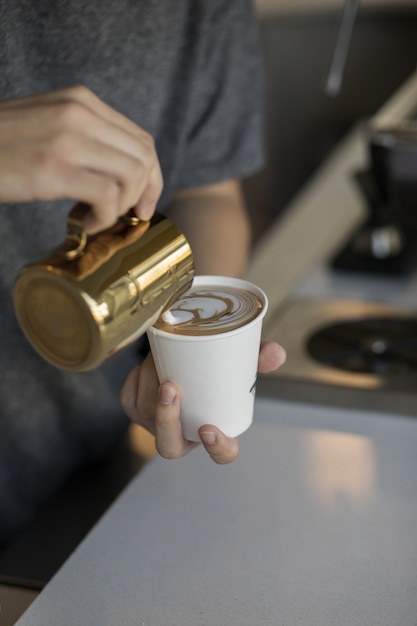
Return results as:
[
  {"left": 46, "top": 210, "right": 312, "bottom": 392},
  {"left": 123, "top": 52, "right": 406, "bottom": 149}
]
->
[
  {"left": 128, "top": 156, "right": 146, "bottom": 182},
  {"left": 119, "top": 383, "right": 135, "bottom": 416},
  {"left": 120, "top": 164, "right": 148, "bottom": 209},
  {"left": 140, "top": 130, "right": 155, "bottom": 151},
  {"left": 140, "top": 135, "right": 158, "bottom": 166},
  {"left": 60, "top": 84, "right": 96, "bottom": 107},
  {"left": 53, "top": 99, "right": 89, "bottom": 130},
  {"left": 49, "top": 128, "right": 75, "bottom": 154},
  {"left": 134, "top": 411, "right": 153, "bottom": 430},
  {"left": 121, "top": 392, "right": 154, "bottom": 429},
  {"left": 155, "top": 441, "right": 179, "bottom": 460},
  {"left": 140, "top": 403, "right": 155, "bottom": 427},
  {"left": 154, "top": 411, "right": 172, "bottom": 430},
  {"left": 155, "top": 164, "right": 164, "bottom": 188},
  {"left": 149, "top": 174, "right": 164, "bottom": 200},
  {"left": 68, "top": 84, "right": 93, "bottom": 101},
  {"left": 210, "top": 440, "right": 239, "bottom": 465}
]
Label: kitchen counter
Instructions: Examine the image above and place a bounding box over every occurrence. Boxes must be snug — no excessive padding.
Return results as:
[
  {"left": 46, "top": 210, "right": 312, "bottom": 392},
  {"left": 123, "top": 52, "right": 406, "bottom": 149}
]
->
[
  {"left": 14, "top": 397, "right": 417, "bottom": 626},
  {"left": 12, "top": 73, "right": 417, "bottom": 625}
]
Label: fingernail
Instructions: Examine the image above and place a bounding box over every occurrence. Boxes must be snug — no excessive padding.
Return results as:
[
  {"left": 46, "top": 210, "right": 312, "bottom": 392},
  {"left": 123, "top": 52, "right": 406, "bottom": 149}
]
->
[
  {"left": 159, "top": 385, "right": 176, "bottom": 405},
  {"left": 199, "top": 431, "right": 216, "bottom": 446}
]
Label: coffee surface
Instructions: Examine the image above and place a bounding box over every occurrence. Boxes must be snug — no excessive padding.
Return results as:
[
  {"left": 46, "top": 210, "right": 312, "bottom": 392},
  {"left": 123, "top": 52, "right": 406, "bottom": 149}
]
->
[{"left": 154, "top": 285, "right": 263, "bottom": 335}]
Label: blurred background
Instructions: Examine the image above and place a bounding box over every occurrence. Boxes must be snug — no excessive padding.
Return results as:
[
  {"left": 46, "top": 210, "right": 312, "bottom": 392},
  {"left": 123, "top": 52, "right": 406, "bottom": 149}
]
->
[{"left": 245, "top": 0, "right": 417, "bottom": 241}]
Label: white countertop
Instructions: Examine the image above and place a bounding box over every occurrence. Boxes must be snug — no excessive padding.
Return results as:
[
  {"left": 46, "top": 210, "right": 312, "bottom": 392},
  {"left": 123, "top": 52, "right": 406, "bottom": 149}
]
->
[
  {"left": 15, "top": 397, "right": 417, "bottom": 626},
  {"left": 16, "top": 73, "right": 417, "bottom": 625}
]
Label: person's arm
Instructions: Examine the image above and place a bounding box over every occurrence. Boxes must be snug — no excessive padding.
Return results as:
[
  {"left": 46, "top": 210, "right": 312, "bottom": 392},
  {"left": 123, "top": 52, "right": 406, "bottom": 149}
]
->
[
  {"left": 167, "top": 179, "right": 251, "bottom": 277},
  {"left": 120, "top": 180, "right": 287, "bottom": 464}
]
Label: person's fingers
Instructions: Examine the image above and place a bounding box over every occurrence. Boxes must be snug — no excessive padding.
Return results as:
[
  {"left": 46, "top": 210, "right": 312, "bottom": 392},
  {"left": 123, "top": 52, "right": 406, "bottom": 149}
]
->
[
  {"left": 133, "top": 158, "right": 164, "bottom": 221},
  {"left": 120, "top": 358, "right": 198, "bottom": 459},
  {"left": 43, "top": 101, "right": 163, "bottom": 227},
  {"left": 81, "top": 127, "right": 163, "bottom": 226},
  {"left": 0, "top": 86, "right": 163, "bottom": 229},
  {"left": 258, "top": 341, "right": 286, "bottom": 373},
  {"left": 119, "top": 365, "right": 146, "bottom": 423},
  {"left": 198, "top": 426, "right": 239, "bottom": 464},
  {"left": 61, "top": 133, "right": 157, "bottom": 231},
  {"left": 120, "top": 348, "right": 252, "bottom": 465},
  {"left": 119, "top": 354, "right": 159, "bottom": 434},
  {"left": 154, "top": 383, "right": 198, "bottom": 459},
  {"left": 33, "top": 163, "right": 120, "bottom": 232}
]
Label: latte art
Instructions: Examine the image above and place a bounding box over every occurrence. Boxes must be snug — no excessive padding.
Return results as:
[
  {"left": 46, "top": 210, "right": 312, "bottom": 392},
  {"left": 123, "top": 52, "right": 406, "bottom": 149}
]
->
[{"left": 154, "top": 286, "right": 263, "bottom": 335}]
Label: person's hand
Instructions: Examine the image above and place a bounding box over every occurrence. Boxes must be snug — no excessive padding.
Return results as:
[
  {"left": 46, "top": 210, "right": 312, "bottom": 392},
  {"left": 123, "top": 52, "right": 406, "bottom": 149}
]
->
[
  {"left": 120, "top": 341, "right": 286, "bottom": 464},
  {"left": 0, "top": 85, "right": 163, "bottom": 233}
]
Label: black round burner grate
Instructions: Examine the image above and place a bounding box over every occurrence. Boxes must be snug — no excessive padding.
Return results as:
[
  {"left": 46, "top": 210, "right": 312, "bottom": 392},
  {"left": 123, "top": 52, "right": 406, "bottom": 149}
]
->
[{"left": 306, "top": 317, "right": 417, "bottom": 375}]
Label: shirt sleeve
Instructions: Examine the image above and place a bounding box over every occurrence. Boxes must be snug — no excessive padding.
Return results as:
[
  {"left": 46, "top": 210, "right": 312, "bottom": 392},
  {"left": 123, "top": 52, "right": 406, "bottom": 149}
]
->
[{"left": 176, "top": 0, "right": 265, "bottom": 189}]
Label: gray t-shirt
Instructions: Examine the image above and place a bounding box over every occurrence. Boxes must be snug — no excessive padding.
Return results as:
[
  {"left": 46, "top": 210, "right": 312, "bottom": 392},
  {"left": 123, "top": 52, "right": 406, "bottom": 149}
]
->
[{"left": 0, "top": 0, "right": 264, "bottom": 541}]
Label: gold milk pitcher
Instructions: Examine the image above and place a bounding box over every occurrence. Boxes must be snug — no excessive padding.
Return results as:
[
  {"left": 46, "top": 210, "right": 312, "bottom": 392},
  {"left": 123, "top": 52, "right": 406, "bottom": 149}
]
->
[{"left": 13, "top": 204, "right": 194, "bottom": 371}]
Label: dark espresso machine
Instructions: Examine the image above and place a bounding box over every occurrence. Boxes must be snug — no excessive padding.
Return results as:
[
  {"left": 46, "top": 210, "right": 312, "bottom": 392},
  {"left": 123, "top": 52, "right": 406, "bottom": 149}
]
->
[{"left": 333, "top": 121, "right": 417, "bottom": 275}]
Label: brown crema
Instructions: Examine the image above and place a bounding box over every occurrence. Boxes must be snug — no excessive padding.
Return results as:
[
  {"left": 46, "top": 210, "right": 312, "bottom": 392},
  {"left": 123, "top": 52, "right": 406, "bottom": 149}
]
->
[{"left": 154, "top": 286, "right": 263, "bottom": 336}]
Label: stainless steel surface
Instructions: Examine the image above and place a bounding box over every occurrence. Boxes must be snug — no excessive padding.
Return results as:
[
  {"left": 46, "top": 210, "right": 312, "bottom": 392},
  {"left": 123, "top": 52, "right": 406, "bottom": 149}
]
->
[
  {"left": 260, "top": 297, "right": 417, "bottom": 415},
  {"left": 265, "top": 297, "right": 417, "bottom": 388}
]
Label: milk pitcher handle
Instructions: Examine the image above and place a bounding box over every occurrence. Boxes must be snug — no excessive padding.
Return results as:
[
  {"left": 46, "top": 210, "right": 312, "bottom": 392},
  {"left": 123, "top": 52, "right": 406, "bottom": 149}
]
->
[
  {"left": 62, "top": 203, "right": 88, "bottom": 260},
  {"left": 62, "top": 204, "right": 142, "bottom": 260}
]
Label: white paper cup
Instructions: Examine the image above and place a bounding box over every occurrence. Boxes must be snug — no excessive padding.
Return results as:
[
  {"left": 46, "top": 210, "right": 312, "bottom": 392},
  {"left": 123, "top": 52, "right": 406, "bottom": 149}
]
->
[{"left": 147, "top": 275, "right": 268, "bottom": 442}]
